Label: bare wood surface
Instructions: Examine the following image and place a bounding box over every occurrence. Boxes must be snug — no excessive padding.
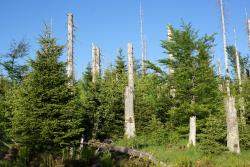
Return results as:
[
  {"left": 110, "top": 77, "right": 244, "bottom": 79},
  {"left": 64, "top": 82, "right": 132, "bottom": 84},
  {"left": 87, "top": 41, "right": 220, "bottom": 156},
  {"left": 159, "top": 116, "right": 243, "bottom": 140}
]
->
[{"left": 84, "top": 140, "right": 170, "bottom": 167}]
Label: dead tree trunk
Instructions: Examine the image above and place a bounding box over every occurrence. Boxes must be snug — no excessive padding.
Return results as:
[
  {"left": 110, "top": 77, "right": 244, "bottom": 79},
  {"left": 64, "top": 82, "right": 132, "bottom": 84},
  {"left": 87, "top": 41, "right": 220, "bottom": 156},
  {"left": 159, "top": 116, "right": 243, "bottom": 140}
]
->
[
  {"left": 92, "top": 44, "right": 96, "bottom": 83},
  {"left": 218, "top": 59, "right": 223, "bottom": 91},
  {"left": 96, "top": 47, "right": 101, "bottom": 79},
  {"left": 92, "top": 44, "right": 100, "bottom": 83},
  {"left": 140, "top": 2, "right": 146, "bottom": 75},
  {"left": 219, "top": 0, "right": 240, "bottom": 153},
  {"left": 124, "top": 43, "right": 135, "bottom": 138},
  {"left": 225, "top": 97, "right": 240, "bottom": 153},
  {"left": 247, "top": 19, "right": 250, "bottom": 50},
  {"left": 167, "top": 25, "right": 175, "bottom": 98},
  {"left": 188, "top": 78, "right": 196, "bottom": 147},
  {"left": 67, "top": 13, "right": 74, "bottom": 85},
  {"left": 219, "top": 0, "right": 230, "bottom": 96},
  {"left": 188, "top": 116, "right": 196, "bottom": 147},
  {"left": 234, "top": 29, "right": 242, "bottom": 91},
  {"left": 67, "top": 13, "right": 75, "bottom": 158},
  {"left": 91, "top": 44, "right": 101, "bottom": 139},
  {"left": 167, "top": 25, "right": 174, "bottom": 75},
  {"left": 234, "top": 29, "right": 245, "bottom": 124},
  {"left": 85, "top": 140, "right": 169, "bottom": 167}
]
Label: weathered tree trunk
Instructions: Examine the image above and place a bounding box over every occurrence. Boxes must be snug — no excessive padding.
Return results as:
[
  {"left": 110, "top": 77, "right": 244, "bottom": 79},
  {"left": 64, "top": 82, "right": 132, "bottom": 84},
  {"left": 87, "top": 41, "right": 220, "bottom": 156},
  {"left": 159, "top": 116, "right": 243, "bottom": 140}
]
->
[
  {"left": 67, "top": 13, "right": 75, "bottom": 158},
  {"left": 91, "top": 44, "right": 101, "bottom": 139},
  {"left": 219, "top": 0, "right": 230, "bottom": 97},
  {"left": 96, "top": 47, "right": 101, "bottom": 78},
  {"left": 128, "top": 43, "right": 134, "bottom": 90},
  {"left": 85, "top": 140, "right": 169, "bottom": 167},
  {"left": 92, "top": 44, "right": 96, "bottom": 83},
  {"left": 234, "top": 29, "right": 242, "bottom": 90},
  {"left": 217, "top": 59, "right": 223, "bottom": 91},
  {"left": 188, "top": 90, "right": 196, "bottom": 147},
  {"left": 225, "top": 97, "right": 240, "bottom": 154},
  {"left": 188, "top": 116, "right": 196, "bottom": 147},
  {"left": 67, "top": 13, "right": 74, "bottom": 85},
  {"left": 239, "top": 97, "right": 245, "bottom": 124},
  {"left": 124, "top": 43, "right": 135, "bottom": 138},
  {"left": 167, "top": 25, "right": 175, "bottom": 98},
  {"left": 218, "top": 60, "right": 222, "bottom": 77},
  {"left": 234, "top": 29, "right": 246, "bottom": 124},
  {"left": 92, "top": 44, "right": 100, "bottom": 83},
  {"left": 219, "top": 0, "right": 240, "bottom": 153},
  {"left": 247, "top": 19, "right": 250, "bottom": 50},
  {"left": 140, "top": 2, "right": 146, "bottom": 75},
  {"left": 167, "top": 25, "right": 174, "bottom": 75}
]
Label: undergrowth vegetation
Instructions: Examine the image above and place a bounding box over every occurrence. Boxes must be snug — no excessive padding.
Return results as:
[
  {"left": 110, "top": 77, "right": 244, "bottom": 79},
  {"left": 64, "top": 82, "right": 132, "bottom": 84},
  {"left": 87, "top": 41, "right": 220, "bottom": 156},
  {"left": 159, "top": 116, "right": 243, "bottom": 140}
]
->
[
  {"left": 115, "top": 135, "right": 250, "bottom": 167},
  {"left": 0, "top": 20, "right": 249, "bottom": 166}
]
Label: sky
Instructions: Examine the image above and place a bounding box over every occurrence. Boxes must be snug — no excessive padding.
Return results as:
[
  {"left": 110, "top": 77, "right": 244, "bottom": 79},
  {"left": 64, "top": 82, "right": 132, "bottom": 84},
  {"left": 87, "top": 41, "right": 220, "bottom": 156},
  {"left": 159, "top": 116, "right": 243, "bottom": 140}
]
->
[{"left": 0, "top": 0, "right": 249, "bottom": 79}]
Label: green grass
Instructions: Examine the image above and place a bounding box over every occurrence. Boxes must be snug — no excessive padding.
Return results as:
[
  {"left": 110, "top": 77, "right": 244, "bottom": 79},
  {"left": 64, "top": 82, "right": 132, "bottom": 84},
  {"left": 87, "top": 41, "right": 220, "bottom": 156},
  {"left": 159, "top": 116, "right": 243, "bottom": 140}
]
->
[{"left": 115, "top": 136, "right": 250, "bottom": 167}]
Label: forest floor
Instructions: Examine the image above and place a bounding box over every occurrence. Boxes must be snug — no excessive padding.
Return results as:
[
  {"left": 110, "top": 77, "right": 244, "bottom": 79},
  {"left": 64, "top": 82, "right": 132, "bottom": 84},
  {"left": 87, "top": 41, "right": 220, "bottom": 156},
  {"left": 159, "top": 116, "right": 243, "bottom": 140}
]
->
[
  {"left": 1, "top": 137, "right": 250, "bottom": 167},
  {"left": 115, "top": 136, "right": 250, "bottom": 167}
]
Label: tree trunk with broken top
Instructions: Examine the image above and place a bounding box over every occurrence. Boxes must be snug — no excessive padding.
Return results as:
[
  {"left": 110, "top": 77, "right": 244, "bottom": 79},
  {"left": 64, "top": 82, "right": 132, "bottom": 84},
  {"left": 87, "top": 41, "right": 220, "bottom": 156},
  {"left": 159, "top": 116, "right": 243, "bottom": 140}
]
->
[{"left": 124, "top": 43, "right": 135, "bottom": 139}]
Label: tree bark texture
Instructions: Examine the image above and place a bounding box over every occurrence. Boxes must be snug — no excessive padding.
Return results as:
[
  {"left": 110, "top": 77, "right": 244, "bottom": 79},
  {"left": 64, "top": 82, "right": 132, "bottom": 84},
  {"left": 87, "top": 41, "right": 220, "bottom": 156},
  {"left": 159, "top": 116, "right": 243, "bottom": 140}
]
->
[
  {"left": 225, "top": 97, "right": 240, "bottom": 154},
  {"left": 124, "top": 43, "right": 135, "bottom": 138},
  {"left": 67, "top": 13, "right": 74, "bottom": 85}
]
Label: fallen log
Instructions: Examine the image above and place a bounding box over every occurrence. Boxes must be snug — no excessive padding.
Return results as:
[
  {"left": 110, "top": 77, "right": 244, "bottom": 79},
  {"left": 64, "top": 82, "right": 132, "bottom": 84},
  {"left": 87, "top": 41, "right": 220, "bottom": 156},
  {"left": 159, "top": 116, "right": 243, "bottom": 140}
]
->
[{"left": 84, "top": 140, "right": 170, "bottom": 167}]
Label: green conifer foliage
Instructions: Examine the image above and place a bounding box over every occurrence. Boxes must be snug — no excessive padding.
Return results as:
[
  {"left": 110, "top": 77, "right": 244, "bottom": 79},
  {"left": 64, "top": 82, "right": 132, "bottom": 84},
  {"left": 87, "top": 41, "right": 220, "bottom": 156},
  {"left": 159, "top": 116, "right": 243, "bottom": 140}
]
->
[
  {"left": 97, "top": 66, "right": 126, "bottom": 139},
  {"left": 160, "top": 24, "right": 225, "bottom": 152},
  {"left": 161, "top": 24, "right": 198, "bottom": 134},
  {"left": 240, "top": 78, "right": 250, "bottom": 150},
  {"left": 79, "top": 50, "right": 127, "bottom": 140},
  {"left": 97, "top": 51, "right": 127, "bottom": 139},
  {"left": 115, "top": 48, "right": 127, "bottom": 77},
  {"left": 134, "top": 74, "right": 171, "bottom": 134},
  {"left": 10, "top": 29, "right": 83, "bottom": 154},
  {"left": 1, "top": 40, "right": 29, "bottom": 85},
  {"left": 227, "top": 46, "right": 250, "bottom": 150},
  {"left": 79, "top": 63, "right": 96, "bottom": 140},
  {"left": 0, "top": 77, "right": 12, "bottom": 144},
  {"left": 227, "top": 46, "right": 249, "bottom": 79}
]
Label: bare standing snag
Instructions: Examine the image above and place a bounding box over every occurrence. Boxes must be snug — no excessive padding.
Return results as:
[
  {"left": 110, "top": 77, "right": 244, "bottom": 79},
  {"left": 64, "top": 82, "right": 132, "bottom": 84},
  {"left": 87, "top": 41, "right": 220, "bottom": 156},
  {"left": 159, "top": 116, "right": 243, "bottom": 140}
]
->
[{"left": 124, "top": 43, "right": 136, "bottom": 138}]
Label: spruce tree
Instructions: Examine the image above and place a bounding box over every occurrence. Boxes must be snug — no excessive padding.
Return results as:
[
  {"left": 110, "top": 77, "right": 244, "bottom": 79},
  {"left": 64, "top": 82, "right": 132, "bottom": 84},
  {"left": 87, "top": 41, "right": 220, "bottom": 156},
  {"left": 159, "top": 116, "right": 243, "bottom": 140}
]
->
[
  {"left": 161, "top": 23, "right": 224, "bottom": 150},
  {"left": 10, "top": 29, "right": 83, "bottom": 154},
  {"left": 80, "top": 50, "right": 127, "bottom": 140},
  {"left": 1, "top": 40, "right": 29, "bottom": 85},
  {"left": 240, "top": 67, "right": 250, "bottom": 150},
  {"left": 134, "top": 73, "right": 171, "bottom": 134},
  {"left": 161, "top": 24, "right": 197, "bottom": 142},
  {"left": 195, "top": 34, "right": 225, "bottom": 153},
  {"left": 0, "top": 77, "right": 13, "bottom": 146},
  {"left": 115, "top": 48, "right": 126, "bottom": 77},
  {"left": 79, "top": 63, "right": 100, "bottom": 139},
  {"left": 97, "top": 66, "right": 126, "bottom": 139}
]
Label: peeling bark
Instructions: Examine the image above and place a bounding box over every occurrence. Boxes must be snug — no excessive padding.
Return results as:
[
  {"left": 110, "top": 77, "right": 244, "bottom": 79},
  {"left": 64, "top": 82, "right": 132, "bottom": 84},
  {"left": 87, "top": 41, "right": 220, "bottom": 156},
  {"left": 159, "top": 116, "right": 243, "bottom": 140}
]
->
[
  {"left": 225, "top": 97, "right": 240, "bottom": 154},
  {"left": 234, "top": 29, "right": 246, "bottom": 124},
  {"left": 167, "top": 25, "right": 175, "bottom": 98},
  {"left": 92, "top": 44, "right": 100, "bottom": 83},
  {"left": 218, "top": 59, "right": 223, "bottom": 91},
  {"left": 124, "top": 43, "right": 135, "bottom": 138},
  {"left": 219, "top": 0, "right": 230, "bottom": 97},
  {"left": 187, "top": 116, "right": 196, "bottom": 147},
  {"left": 67, "top": 13, "right": 74, "bottom": 85}
]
